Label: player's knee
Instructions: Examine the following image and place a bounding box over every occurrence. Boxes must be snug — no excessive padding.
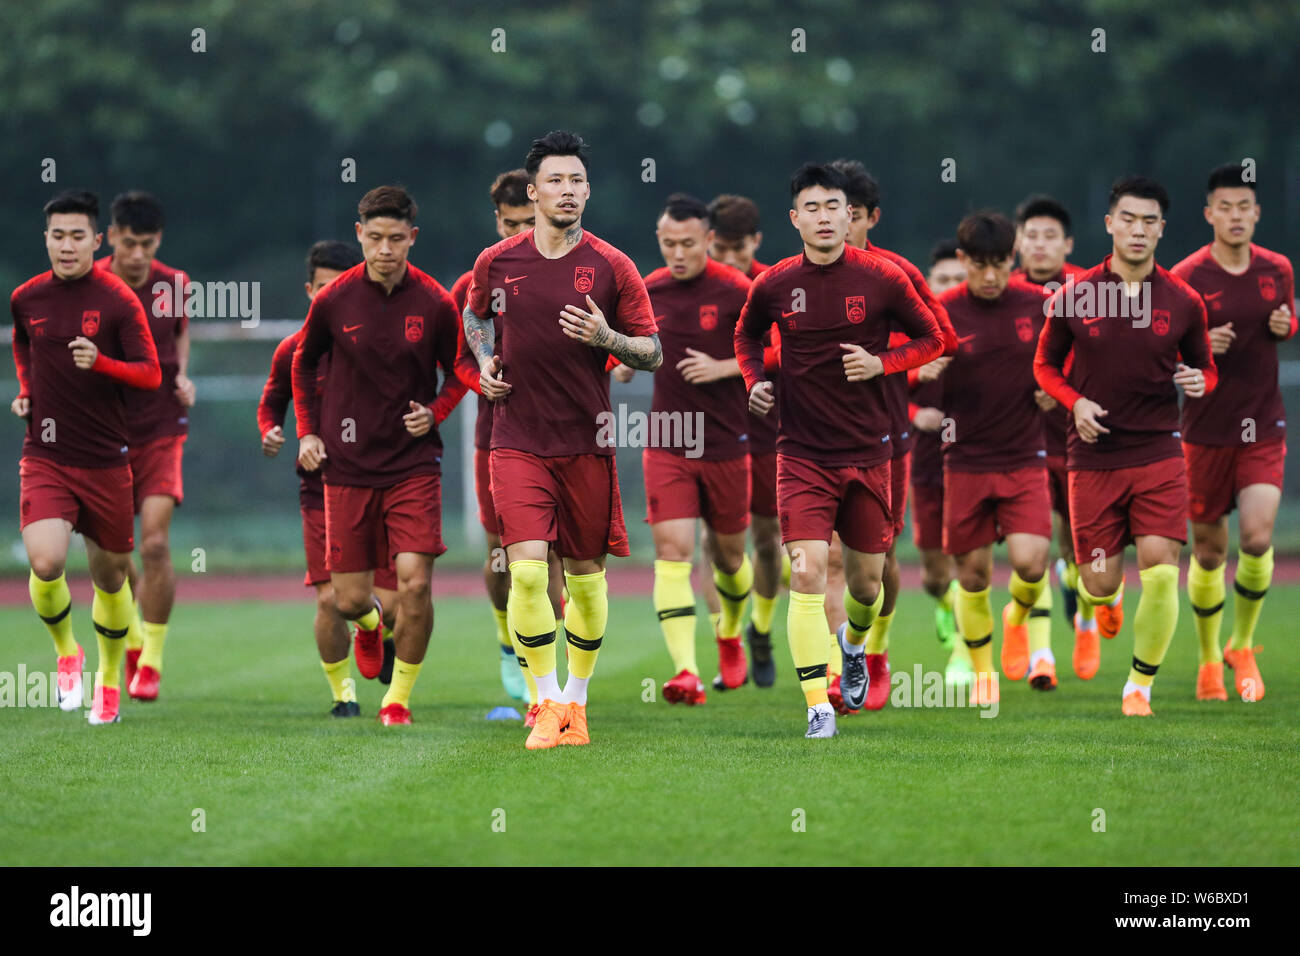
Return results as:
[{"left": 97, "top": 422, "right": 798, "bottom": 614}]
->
[
  {"left": 847, "top": 579, "right": 880, "bottom": 608},
  {"left": 334, "top": 590, "right": 370, "bottom": 619},
  {"left": 1239, "top": 527, "right": 1273, "bottom": 557},
  {"left": 958, "top": 567, "right": 989, "bottom": 592},
  {"left": 1017, "top": 556, "right": 1048, "bottom": 584},
  {"left": 315, "top": 586, "right": 337, "bottom": 615},
  {"left": 29, "top": 554, "right": 65, "bottom": 581},
  {"left": 398, "top": 574, "right": 431, "bottom": 604},
  {"left": 509, "top": 560, "right": 548, "bottom": 597},
  {"left": 1192, "top": 541, "right": 1226, "bottom": 570},
  {"left": 139, "top": 530, "right": 170, "bottom": 567}
]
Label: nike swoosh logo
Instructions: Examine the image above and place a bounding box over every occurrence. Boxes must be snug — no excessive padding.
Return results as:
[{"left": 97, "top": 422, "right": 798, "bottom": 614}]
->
[
  {"left": 503, "top": 275, "right": 527, "bottom": 284},
  {"left": 957, "top": 333, "right": 976, "bottom": 343},
  {"left": 29, "top": 318, "right": 46, "bottom": 325},
  {"left": 1204, "top": 291, "right": 1224, "bottom": 300},
  {"left": 1081, "top": 316, "right": 1103, "bottom": 325},
  {"left": 654, "top": 315, "right": 667, "bottom": 324},
  {"left": 343, "top": 324, "right": 362, "bottom": 333},
  {"left": 781, "top": 310, "right": 800, "bottom": 318}
]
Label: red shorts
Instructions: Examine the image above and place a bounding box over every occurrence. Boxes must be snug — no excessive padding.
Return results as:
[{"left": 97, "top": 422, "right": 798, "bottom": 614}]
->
[
  {"left": 1069, "top": 456, "right": 1187, "bottom": 562},
  {"left": 643, "top": 449, "right": 750, "bottom": 534},
  {"left": 490, "top": 448, "right": 630, "bottom": 560},
  {"left": 324, "top": 473, "right": 447, "bottom": 573},
  {"left": 910, "top": 482, "right": 945, "bottom": 552},
  {"left": 474, "top": 447, "right": 500, "bottom": 536},
  {"left": 750, "top": 452, "right": 778, "bottom": 518},
  {"left": 943, "top": 466, "right": 1052, "bottom": 556},
  {"left": 777, "top": 454, "right": 892, "bottom": 554},
  {"left": 1183, "top": 439, "right": 1286, "bottom": 524},
  {"left": 302, "top": 505, "right": 396, "bottom": 588},
  {"left": 890, "top": 452, "right": 911, "bottom": 539},
  {"left": 128, "top": 433, "right": 185, "bottom": 512},
  {"left": 1045, "top": 454, "right": 1069, "bottom": 519},
  {"left": 19, "top": 456, "right": 135, "bottom": 553}
]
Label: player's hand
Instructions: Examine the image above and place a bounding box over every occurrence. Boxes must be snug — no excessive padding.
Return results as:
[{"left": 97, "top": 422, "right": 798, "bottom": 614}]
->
[
  {"left": 262, "top": 425, "right": 285, "bottom": 457},
  {"left": 1207, "top": 321, "right": 1235, "bottom": 355},
  {"left": 479, "top": 355, "right": 510, "bottom": 401},
  {"left": 917, "top": 356, "right": 951, "bottom": 382},
  {"left": 11, "top": 395, "right": 30, "bottom": 419},
  {"left": 913, "top": 407, "right": 944, "bottom": 432},
  {"left": 749, "top": 381, "right": 775, "bottom": 416},
  {"left": 1034, "top": 388, "right": 1058, "bottom": 412},
  {"left": 1268, "top": 304, "right": 1292, "bottom": 337},
  {"left": 1072, "top": 397, "right": 1110, "bottom": 443},
  {"left": 677, "top": 348, "right": 724, "bottom": 384},
  {"left": 298, "top": 433, "right": 327, "bottom": 471},
  {"left": 840, "top": 343, "right": 885, "bottom": 382},
  {"left": 559, "top": 295, "right": 610, "bottom": 345},
  {"left": 1174, "top": 363, "right": 1207, "bottom": 399},
  {"left": 68, "top": 336, "right": 98, "bottom": 370},
  {"left": 404, "top": 400, "right": 433, "bottom": 437},
  {"left": 174, "top": 373, "right": 196, "bottom": 407},
  {"left": 611, "top": 364, "right": 636, "bottom": 384}
]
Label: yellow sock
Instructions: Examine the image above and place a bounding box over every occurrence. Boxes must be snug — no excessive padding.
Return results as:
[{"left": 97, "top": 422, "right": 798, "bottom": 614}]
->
[
  {"left": 1077, "top": 579, "right": 1121, "bottom": 622},
  {"left": 354, "top": 602, "right": 381, "bottom": 631},
  {"left": 506, "top": 604, "right": 538, "bottom": 706},
  {"left": 139, "top": 620, "right": 168, "bottom": 672},
  {"left": 654, "top": 559, "right": 697, "bottom": 675},
  {"left": 321, "top": 658, "right": 355, "bottom": 702},
  {"left": 125, "top": 604, "right": 145, "bottom": 652},
  {"left": 381, "top": 658, "right": 422, "bottom": 709},
  {"left": 507, "top": 560, "right": 557, "bottom": 680},
  {"left": 92, "top": 581, "right": 134, "bottom": 690},
  {"left": 492, "top": 605, "right": 511, "bottom": 650},
  {"left": 781, "top": 551, "right": 792, "bottom": 589},
  {"left": 1129, "top": 564, "right": 1179, "bottom": 688},
  {"left": 1064, "top": 560, "right": 1079, "bottom": 593},
  {"left": 1230, "top": 548, "right": 1273, "bottom": 650},
  {"left": 865, "top": 611, "right": 893, "bottom": 655},
  {"left": 29, "top": 571, "right": 77, "bottom": 658},
  {"left": 1028, "top": 582, "right": 1052, "bottom": 653},
  {"left": 788, "top": 590, "right": 830, "bottom": 706},
  {"left": 564, "top": 569, "right": 607, "bottom": 680},
  {"left": 843, "top": 586, "right": 883, "bottom": 646},
  {"left": 1187, "top": 556, "right": 1225, "bottom": 664},
  {"left": 956, "top": 585, "right": 995, "bottom": 676},
  {"left": 712, "top": 555, "right": 753, "bottom": 638},
  {"left": 828, "top": 631, "right": 843, "bottom": 676},
  {"left": 751, "top": 590, "right": 777, "bottom": 634},
  {"left": 938, "top": 579, "right": 956, "bottom": 614},
  {"left": 1007, "top": 570, "right": 1046, "bottom": 626}
]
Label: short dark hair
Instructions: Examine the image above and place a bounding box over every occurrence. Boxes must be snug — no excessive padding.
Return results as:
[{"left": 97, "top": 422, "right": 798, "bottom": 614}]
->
[
  {"left": 829, "top": 158, "right": 880, "bottom": 213},
  {"left": 44, "top": 190, "right": 99, "bottom": 228},
  {"left": 1014, "top": 194, "right": 1071, "bottom": 236},
  {"left": 661, "top": 192, "right": 710, "bottom": 223},
  {"left": 490, "top": 169, "right": 531, "bottom": 208},
  {"left": 524, "top": 130, "right": 590, "bottom": 179},
  {"left": 110, "top": 191, "right": 165, "bottom": 234},
  {"left": 1206, "top": 163, "right": 1257, "bottom": 196},
  {"left": 306, "top": 240, "right": 362, "bottom": 281},
  {"left": 789, "top": 162, "right": 849, "bottom": 203},
  {"left": 930, "top": 238, "right": 960, "bottom": 265},
  {"left": 1108, "top": 175, "right": 1169, "bottom": 215},
  {"left": 956, "top": 211, "right": 1017, "bottom": 262},
  {"left": 358, "top": 185, "right": 417, "bottom": 223},
  {"left": 708, "top": 194, "right": 760, "bottom": 239}
]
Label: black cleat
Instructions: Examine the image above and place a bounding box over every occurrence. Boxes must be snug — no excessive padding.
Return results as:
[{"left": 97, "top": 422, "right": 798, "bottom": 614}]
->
[
  {"left": 330, "top": 700, "right": 361, "bottom": 718},
  {"left": 379, "top": 637, "right": 395, "bottom": 685},
  {"left": 746, "top": 622, "right": 777, "bottom": 687}
]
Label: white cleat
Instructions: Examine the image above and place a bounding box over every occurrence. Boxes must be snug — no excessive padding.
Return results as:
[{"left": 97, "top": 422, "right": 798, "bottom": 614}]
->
[
  {"left": 86, "top": 685, "right": 122, "bottom": 725},
  {"left": 805, "top": 702, "right": 838, "bottom": 738},
  {"left": 56, "top": 646, "right": 85, "bottom": 712}
]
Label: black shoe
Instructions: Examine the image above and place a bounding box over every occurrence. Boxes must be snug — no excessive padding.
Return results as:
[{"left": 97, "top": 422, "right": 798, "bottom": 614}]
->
[
  {"left": 746, "top": 622, "right": 777, "bottom": 687},
  {"left": 379, "top": 637, "right": 395, "bottom": 685},
  {"left": 330, "top": 700, "right": 361, "bottom": 718}
]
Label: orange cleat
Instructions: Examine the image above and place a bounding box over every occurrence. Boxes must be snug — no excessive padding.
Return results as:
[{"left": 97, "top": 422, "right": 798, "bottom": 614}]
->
[
  {"left": 1028, "top": 656, "right": 1057, "bottom": 691},
  {"left": 378, "top": 702, "right": 411, "bottom": 725},
  {"left": 1072, "top": 614, "right": 1099, "bottom": 680},
  {"left": 56, "top": 645, "right": 85, "bottom": 712},
  {"left": 827, "top": 674, "right": 858, "bottom": 716},
  {"left": 1222, "top": 643, "right": 1265, "bottom": 701},
  {"left": 124, "top": 648, "right": 141, "bottom": 690},
  {"left": 87, "top": 684, "right": 121, "bottom": 725},
  {"left": 1001, "top": 602, "right": 1029, "bottom": 681},
  {"left": 969, "top": 671, "right": 999, "bottom": 706},
  {"left": 525, "top": 699, "right": 566, "bottom": 750},
  {"left": 1096, "top": 599, "right": 1123, "bottom": 640},
  {"left": 1122, "top": 689, "right": 1153, "bottom": 716},
  {"left": 1196, "top": 661, "right": 1228, "bottom": 701},
  {"left": 863, "top": 653, "right": 890, "bottom": 711},
  {"left": 128, "top": 664, "right": 160, "bottom": 701},
  {"left": 558, "top": 702, "right": 589, "bottom": 746},
  {"left": 715, "top": 636, "right": 748, "bottom": 689},
  {"left": 524, "top": 703, "right": 539, "bottom": 728},
  {"left": 663, "top": 669, "right": 707, "bottom": 705}
]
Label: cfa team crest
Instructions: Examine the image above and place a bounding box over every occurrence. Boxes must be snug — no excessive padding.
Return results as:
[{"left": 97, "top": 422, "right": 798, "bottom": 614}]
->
[
  {"left": 404, "top": 315, "right": 423, "bottom": 343},
  {"left": 81, "top": 310, "right": 100, "bottom": 336},
  {"left": 1015, "top": 316, "right": 1034, "bottom": 342},
  {"left": 845, "top": 295, "right": 866, "bottom": 324},
  {"left": 1153, "top": 309, "right": 1171, "bottom": 336},
  {"left": 574, "top": 266, "right": 595, "bottom": 294},
  {"left": 699, "top": 304, "right": 718, "bottom": 330},
  {"left": 1259, "top": 275, "right": 1277, "bottom": 301}
]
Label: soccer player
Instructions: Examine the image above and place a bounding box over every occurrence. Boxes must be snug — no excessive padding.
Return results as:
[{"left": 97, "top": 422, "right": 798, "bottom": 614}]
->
[
  {"left": 735, "top": 163, "right": 944, "bottom": 738},
  {"left": 626, "top": 193, "right": 755, "bottom": 704},
  {"left": 1014, "top": 195, "right": 1088, "bottom": 642},
  {"left": 1034, "top": 176, "right": 1217, "bottom": 716},
  {"left": 909, "top": 239, "right": 971, "bottom": 684},
  {"left": 294, "top": 186, "right": 466, "bottom": 726},
  {"left": 463, "top": 130, "right": 661, "bottom": 750},
  {"left": 705, "top": 193, "right": 783, "bottom": 686},
  {"left": 1173, "top": 164, "right": 1294, "bottom": 702},
  {"left": 11, "top": 190, "right": 161, "bottom": 724},
  {"left": 259, "top": 239, "right": 399, "bottom": 716},
  {"left": 93, "top": 191, "right": 193, "bottom": 702},
  {"left": 937, "top": 213, "right": 1055, "bottom": 703}
]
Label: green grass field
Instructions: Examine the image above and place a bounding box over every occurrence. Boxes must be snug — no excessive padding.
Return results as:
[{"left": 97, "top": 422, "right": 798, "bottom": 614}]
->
[{"left": 2, "top": 585, "right": 1297, "bottom": 866}]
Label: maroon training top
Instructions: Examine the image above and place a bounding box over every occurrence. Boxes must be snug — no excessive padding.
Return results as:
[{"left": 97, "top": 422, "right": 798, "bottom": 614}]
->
[
  {"left": 258, "top": 327, "right": 325, "bottom": 510},
  {"left": 1034, "top": 254, "right": 1218, "bottom": 471},
  {"left": 449, "top": 268, "right": 498, "bottom": 451},
  {"left": 909, "top": 376, "right": 944, "bottom": 486},
  {"left": 1172, "top": 243, "right": 1295, "bottom": 447},
  {"left": 293, "top": 262, "right": 466, "bottom": 487},
  {"left": 735, "top": 245, "right": 944, "bottom": 468},
  {"left": 742, "top": 259, "right": 779, "bottom": 454},
  {"left": 1014, "top": 262, "right": 1086, "bottom": 456},
  {"left": 11, "top": 267, "right": 161, "bottom": 468}
]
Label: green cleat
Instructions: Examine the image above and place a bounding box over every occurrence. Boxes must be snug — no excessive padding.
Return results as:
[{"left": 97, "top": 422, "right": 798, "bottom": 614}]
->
[
  {"left": 944, "top": 648, "right": 975, "bottom": 688},
  {"left": 499, "top": 645, "right": 528, "bottom": 701},
  {"left": 935, "top": 580, "right": 959, "bottom": 649}
]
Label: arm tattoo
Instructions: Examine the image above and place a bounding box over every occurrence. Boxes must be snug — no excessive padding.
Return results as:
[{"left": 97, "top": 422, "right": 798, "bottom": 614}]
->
[
  {"left": 462, "top": 303, "right": 496, "bottom": 366},
  {"left": 592, "top": 327, "right": 662, "bottom": 371}
]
